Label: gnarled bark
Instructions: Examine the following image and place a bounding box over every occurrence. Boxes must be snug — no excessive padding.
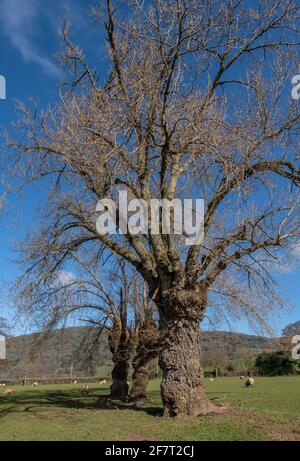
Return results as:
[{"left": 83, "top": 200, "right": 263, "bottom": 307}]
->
[
  {"left": 108, "top": 330, "right": 132, "bottom": 400},
  {"left": 110, "top": 360, "right": 129, "bottom": 399},
  {"left": 157, "top": 287, "right": 218, "bottom": 417},
  {"left": 108, "top": 287, "right": 134, "bottom": 400},
  {"left": 130, "top": 354, "right": 157, "bottom": 401},
  {"left": 130, "top": 328, "right": 159, "bottom": 401},
  {"left": 130, "top": 283, "right": 159, "bottom": 401}
]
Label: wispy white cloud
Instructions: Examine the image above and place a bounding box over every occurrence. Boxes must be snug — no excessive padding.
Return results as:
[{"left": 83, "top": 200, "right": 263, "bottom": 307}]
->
[
  {"left": 0, "top": 0, "right": 61, "bottom": 77},
  {"left": 275, "top": 242, "right": 300, "bottom": 275},
  {"left": 53, "top": 270, "right": 76, "bottom": 288}
]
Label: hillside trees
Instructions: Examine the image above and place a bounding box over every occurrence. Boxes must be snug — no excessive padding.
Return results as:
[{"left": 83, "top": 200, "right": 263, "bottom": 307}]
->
[
  {"left": 255, "top": 351, "right": 300, "bottom": 376},
  {"left": 3, "top": 0, "right": 300, "bottom": 416}
]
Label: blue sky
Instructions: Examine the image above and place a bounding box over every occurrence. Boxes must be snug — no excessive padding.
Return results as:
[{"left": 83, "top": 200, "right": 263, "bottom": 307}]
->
[{"left": 0, "top": 0, "right": 300, "bottom": 337}]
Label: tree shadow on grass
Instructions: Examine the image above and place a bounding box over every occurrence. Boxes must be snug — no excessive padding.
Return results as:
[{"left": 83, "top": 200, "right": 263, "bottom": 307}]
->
[{"left": 0, "top": 389, "right": 162, "bottom": 419}]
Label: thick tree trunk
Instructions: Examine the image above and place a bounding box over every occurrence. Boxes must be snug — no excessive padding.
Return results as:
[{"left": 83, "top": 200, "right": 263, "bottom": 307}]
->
[
  {"left": 107, "top": 325, "right": 132, "bottom": 400},
  {"left": 107, "top": 287, "right": 134, "bottom": 400},
  {"left": 130, "top": 325, "right": 159, "bottom": 401},
  {"left": 130, "top": 352, "right": 157, "bottom": 401},
  {"left": 130, "top": 292, "right": 159, "bottom": 401},
  {"left": 159, "top": 310, "right": 217, "bottom": 417},
  {"left": 110, "top": 360, "right": 129, "bottom": 399}
]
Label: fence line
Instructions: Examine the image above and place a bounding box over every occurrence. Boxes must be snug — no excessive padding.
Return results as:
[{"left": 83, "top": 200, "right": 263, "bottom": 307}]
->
[{"left": 0, "top": 376, "right": 110, "bottom": 385}]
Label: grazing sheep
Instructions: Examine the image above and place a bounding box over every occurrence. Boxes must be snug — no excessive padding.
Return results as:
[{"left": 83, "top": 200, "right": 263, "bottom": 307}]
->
[
  {"left": 209, "top": 378, "right": 214, "bottom": 382},
  {"left": 73, "top": 380, "right": 78, "bottom": 384},
  {"left": 80, "top": 384, "right": 90, "bottom": 394},
  {"left": 240, "top": 375, "right": 245, "bottom": 379},
  {"left": 0, "top": 383, "right": 6, "bottom": 388},
  {"left": 245, "top": 377, "right": 255, "bottom": 387},
  {"left": 32, "top": 382, "right": 39, "bottom": 387},
  {"left": 4, "top": 388, "right": 13, "bottom": 396},
  {"left": 99, "top": 380, "right": 107, "bottom": 385}
]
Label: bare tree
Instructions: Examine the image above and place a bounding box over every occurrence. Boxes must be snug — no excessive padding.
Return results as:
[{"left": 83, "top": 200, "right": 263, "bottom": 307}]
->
[
  {"left": 105, "top": 261, "right": 136, "bottom": 399},
  {"left": 3, "top": 0, "right": 300, "bottom": 416},
  {"left": 13, "top": 246, "right": 157, "bottom": 399}
]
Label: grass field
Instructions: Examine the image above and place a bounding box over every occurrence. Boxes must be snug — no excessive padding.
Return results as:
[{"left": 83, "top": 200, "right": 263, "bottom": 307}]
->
[{"left": 0, "top": 377, "right": 299, "bottom": 441}]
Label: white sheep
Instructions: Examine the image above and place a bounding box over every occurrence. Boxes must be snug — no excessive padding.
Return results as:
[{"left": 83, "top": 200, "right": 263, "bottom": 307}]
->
[
  {"left": 99, "top": 380, "right": 107, "bottom": 385},
  {"left": 245, "top": 377, "right": 255, "bottom": 387},
  {"left": 32, "top": 382, "right": 39, "bottom": 387},
  {"left": 3, "top": 388, "right": 13, "bottom": 396},
  {"left": 80, "top": 384, "right": 90, "bottom": 394},
  {"left": 209, "top": 378, "right": 214, "bottom": 382},
  {"left": 239, "top": 375, "right": 245, "bottom": 379}
]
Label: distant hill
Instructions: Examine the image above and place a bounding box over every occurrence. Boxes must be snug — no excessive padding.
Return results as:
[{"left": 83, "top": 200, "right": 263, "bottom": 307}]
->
[
  {"left": 201, "top": 330, "right": 275, "bottom": 357},
  {"left": 0, "top": 327, "right": 276, "bottom": 380},
  {"left": 0, "top": 327, "right": 111, "bottom": 380},
  {"left": 282, "top": 321, "right": 300, "bottom": 337}
]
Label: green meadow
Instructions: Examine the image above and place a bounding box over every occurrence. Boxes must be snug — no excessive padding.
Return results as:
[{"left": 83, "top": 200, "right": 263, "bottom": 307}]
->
[{"left": 0, "top": 376, "right": 299, "bottom": 441}]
